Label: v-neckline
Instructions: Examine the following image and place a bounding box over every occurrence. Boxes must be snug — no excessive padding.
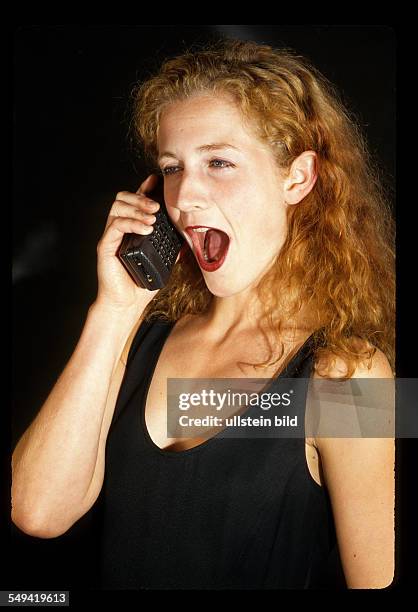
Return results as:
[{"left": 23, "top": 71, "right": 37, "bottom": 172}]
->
[{"left": 141, "top": 320, "right": 316, "bottom": 457}]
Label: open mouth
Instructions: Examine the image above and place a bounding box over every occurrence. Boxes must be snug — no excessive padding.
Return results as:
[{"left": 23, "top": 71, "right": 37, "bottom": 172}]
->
[{"left": 185, "top": 226, "right": 230, "bottom": 272}]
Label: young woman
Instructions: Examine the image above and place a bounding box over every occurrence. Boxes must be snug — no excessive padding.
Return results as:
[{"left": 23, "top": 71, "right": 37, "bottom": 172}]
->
[{"left": 12, "top": 39, "right": 395, "bottom": 589}]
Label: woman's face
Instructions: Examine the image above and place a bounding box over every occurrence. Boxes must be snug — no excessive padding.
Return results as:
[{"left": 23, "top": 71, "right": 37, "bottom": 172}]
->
[{"left": 157, "top": 94, "right": 289, "bottom": 297}]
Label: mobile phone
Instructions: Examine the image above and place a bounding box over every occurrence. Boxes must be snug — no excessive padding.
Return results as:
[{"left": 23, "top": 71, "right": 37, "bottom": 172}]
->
[{"left": 117, "top": 176, "right": 184, "bottom": 290}]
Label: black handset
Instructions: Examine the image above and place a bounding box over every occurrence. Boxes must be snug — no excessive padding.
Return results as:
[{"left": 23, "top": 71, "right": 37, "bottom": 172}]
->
[{"left": 117, "top": 176, "right": 184, "bottom": 289}]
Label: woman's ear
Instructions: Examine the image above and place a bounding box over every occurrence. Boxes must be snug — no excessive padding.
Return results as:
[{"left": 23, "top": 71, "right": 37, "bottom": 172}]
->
[{"left": 284, "top": 151, "right": 318, "bottom": 205}]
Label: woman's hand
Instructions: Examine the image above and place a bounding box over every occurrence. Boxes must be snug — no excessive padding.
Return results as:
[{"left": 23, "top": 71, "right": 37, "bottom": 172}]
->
[{"left": 95, "top": 174, "right": 162, "bottom": 313}]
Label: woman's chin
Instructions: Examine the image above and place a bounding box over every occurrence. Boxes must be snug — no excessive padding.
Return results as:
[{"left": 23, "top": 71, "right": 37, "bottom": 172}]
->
[{"left": 202, "top": 274, "right": 256, "bottom": 298}]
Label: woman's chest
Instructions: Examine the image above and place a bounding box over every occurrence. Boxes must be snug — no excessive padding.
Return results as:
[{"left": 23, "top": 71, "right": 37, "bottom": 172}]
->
[
  {"left": 145, "top": 338, "right": 270, "bottom": 451},
  {"left": 138, "top": 320, "right": 324, "bottom": 488},
  {"left": 143, "top": 326, "right": 315, "bottom": 457}
]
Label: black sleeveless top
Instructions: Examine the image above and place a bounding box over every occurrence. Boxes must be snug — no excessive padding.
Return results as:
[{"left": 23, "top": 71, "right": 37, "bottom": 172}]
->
[{"left": 98, "top": 318, "right": 346, "bottom": 589}]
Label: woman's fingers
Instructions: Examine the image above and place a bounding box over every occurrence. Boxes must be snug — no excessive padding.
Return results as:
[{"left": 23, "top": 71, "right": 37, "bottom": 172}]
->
[
  {"left": 104, "top": 195, "right": 160, "bottom": 231},
  {"left": 94, "top": 176, "right": 164, "bottom": 308},
  {"left": 98, "top": 216, "right": 155, "bottom": 255},
  {"left": 136, "top": 173, "right": 159, "bottom": 195},
  {"left": 114, "top": 191, "right": 159, "bottom": 209}
]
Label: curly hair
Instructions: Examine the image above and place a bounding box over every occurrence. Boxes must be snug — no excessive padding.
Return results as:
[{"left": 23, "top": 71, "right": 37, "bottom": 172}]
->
[{"left": 127, "top": 38, "right": 395, "bottom": 379}]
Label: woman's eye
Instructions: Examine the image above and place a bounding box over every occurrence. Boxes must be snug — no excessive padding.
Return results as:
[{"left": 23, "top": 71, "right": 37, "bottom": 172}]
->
[
  {"left": 209, "top": 159, "right": 234, "bottom": 169},
  {"left": 161, "top": 159, "right": 234, "bottom": 176},
  {"left": 161, "top": 166, "right": 179, "bottom": 176}
]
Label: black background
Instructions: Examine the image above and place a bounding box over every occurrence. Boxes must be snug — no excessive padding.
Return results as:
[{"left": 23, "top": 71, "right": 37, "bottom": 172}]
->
[{"left": 9, "top": 25, "right": 414, "bottom": 597}]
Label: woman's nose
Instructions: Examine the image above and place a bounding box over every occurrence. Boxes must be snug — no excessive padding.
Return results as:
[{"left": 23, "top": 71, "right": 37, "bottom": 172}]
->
[{"left": 168, "top": 173, "right": 210, "bottom": 213}]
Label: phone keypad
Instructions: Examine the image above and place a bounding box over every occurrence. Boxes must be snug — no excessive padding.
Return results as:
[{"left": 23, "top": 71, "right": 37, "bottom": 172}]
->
[{"left": 150, "top": 211, "right": 182, "bottom": 269}]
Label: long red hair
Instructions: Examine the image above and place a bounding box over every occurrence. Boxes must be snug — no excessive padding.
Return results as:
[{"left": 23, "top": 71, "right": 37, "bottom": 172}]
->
[{"left": 128, "top": 39, "right": 395, "bottom": 378}]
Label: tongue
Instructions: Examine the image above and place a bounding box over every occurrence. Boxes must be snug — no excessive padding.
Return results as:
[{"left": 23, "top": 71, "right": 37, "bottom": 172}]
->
[{"left": 204, "top": 229, "right": 226, "bottom": 262}]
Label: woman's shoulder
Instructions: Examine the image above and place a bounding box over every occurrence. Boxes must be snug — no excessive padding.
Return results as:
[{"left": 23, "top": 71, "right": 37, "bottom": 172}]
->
[
  {"left": 312, "top": 338, "right": 393, "bottom": 380},
  {"left": 308, "top": 337, "right": 393, "bottom": 448},
  {"left": 309, "top": 341, "right": 394, "bottom": 451},
  {"left": 120, "top": 315, "right": 174, "bottom": 366}
]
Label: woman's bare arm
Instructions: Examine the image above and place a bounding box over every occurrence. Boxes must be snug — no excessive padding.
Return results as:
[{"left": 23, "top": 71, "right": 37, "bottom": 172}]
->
[
  {"left": 11, "top": 301, "right": 148, "bottom": 538},
  {"left": 313, "top": 348, "right": 395, "bottom": 589},
  {"left": 11, "top": 174, "right": 163, "bottom": 538}
]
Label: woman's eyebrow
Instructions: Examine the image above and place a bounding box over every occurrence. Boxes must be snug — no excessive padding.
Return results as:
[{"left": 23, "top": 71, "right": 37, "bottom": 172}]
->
[{"left": 158, "top": 143, "right": 240, "bottom": 163}]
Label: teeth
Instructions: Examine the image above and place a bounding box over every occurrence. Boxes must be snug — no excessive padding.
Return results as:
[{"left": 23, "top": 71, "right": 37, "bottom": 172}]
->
[{"left": 192, "top": 227, "right": 210, "bottom": 233}]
